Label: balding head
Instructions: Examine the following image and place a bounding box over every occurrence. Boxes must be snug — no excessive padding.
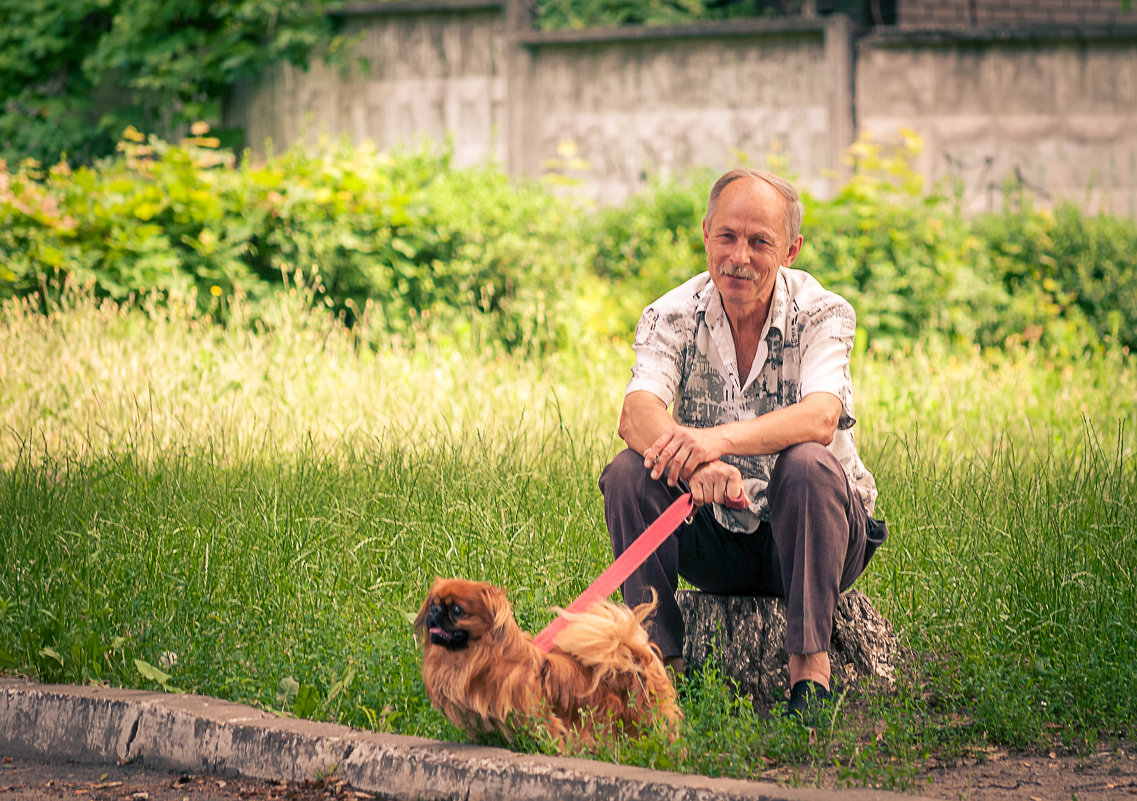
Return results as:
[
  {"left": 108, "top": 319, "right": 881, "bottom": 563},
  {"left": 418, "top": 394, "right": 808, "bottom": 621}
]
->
[{"left": 706, "top": 169, "right": 803, "bottom": 245}]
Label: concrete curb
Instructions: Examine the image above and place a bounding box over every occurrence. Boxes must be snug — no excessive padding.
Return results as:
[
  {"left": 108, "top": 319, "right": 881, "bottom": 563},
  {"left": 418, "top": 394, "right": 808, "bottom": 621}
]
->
[{"left": 0, "top": 678, "right": 906, "bottom": 800}]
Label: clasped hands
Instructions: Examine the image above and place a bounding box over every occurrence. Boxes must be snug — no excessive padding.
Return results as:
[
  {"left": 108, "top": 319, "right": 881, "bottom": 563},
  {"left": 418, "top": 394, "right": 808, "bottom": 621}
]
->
[{"left": 641, "top": 426, "right": 749, "bottom": 509}]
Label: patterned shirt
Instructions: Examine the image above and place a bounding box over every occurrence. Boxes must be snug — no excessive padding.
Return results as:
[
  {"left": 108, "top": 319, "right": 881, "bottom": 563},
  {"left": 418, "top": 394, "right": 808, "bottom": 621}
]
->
[{"left": 626, "top": 268, "right": 878, "bottom": 532}]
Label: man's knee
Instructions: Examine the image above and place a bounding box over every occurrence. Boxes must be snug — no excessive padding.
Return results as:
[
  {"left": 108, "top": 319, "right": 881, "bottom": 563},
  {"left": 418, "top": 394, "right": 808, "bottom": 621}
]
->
[
  {"left": 599, "top": 448, "right": 648, "bottom": 499},
  {"left": 769, "top": 442, "right": 844, "bottom": 501}
]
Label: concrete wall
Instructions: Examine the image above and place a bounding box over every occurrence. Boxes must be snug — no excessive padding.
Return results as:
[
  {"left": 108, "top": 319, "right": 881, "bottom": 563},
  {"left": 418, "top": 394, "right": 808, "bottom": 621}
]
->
[
  {"left": 900, "top": 0, "right": 1133, "bottom": 28},
  {"left": 227, "top": 3, "right": 855, "bottom": 204},
  {"left": 512, "top": 20, "right": 853, "bottom": 202},
  {"left": 225, "top": 0, "right": 1137, "bottom": 215},
  {"left": 857, "top": 28, "right": 1137, "bottom": 216},
  {"left": 227, "top": 3, "right": 510, "bottom": 168}
]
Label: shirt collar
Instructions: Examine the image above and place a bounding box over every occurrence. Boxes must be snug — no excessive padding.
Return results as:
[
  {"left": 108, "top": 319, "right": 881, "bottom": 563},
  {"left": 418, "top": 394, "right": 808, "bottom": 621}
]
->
[{"left": 766, "top": 268, "right": 789, "bottom": 338}]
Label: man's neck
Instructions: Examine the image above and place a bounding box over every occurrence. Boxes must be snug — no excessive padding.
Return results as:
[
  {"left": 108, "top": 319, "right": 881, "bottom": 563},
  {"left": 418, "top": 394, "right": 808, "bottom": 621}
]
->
[{"left": 723, "top": 296, "right": 772, "bottom": 383}]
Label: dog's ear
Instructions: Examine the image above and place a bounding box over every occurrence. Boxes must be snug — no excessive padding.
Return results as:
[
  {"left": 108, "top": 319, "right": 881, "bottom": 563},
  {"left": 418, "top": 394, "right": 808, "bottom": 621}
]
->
[
  {"left": 412, "top": 580, "right": 441, "bottom": 646},
  {"left": 480, "top": 583, "right": 514, "bottom": 639}
]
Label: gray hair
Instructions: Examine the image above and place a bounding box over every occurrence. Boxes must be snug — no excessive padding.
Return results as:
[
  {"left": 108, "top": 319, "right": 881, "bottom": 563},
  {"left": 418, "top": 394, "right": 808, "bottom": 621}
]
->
[{"left": 705, "top": 169, "right": 804, "bottom": 244}]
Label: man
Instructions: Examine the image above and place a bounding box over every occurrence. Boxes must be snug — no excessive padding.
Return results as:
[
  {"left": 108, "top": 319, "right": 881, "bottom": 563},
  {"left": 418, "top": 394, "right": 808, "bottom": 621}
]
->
[{"left": 599, "top": 168, "right": 885, "bottom": 724}]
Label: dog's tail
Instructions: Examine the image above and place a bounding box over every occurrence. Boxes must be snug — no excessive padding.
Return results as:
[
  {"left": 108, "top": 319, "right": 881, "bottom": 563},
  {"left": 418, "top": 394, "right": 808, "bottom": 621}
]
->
[
  {"left": 550, "top": 592, "right": 664, "bottom": 683},
  {"left": 549, "top": 592, "right": 682, "bottom": 739}
]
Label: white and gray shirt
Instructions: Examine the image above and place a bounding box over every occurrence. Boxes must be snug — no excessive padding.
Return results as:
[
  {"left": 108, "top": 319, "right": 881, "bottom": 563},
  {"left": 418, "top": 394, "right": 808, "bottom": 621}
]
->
[{"left": 626, "top": 268, "right": 878, "bottom": 533}]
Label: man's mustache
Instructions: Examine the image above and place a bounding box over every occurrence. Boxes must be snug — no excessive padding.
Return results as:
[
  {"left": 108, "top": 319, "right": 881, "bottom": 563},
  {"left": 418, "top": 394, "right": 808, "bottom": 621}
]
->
[{"left": 719, "top": 264, "right": 757, "bottom": 280}]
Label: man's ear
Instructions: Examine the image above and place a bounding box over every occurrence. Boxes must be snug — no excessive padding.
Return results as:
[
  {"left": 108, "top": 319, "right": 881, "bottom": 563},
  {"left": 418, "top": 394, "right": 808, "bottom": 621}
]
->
[{"left": 784, "top": 234, "right": 804, "bottom": 268}]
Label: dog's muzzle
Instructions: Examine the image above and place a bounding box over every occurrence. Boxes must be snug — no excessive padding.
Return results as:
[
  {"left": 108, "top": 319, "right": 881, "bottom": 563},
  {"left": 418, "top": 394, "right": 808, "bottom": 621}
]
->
[{"left": 427, "top": 604, "right": 469, "bottom": 649}]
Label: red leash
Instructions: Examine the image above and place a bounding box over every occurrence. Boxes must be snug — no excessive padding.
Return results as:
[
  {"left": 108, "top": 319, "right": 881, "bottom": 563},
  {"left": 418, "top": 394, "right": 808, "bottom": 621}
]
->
[{"left": 532, "top": 492, "right": 696, "bottom": 653}]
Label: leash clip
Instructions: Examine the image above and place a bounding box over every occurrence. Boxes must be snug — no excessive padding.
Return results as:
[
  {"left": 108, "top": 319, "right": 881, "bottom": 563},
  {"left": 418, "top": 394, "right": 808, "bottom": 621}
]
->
[{"left": 678, "top": 481, "right": 696, "bottom": 525}]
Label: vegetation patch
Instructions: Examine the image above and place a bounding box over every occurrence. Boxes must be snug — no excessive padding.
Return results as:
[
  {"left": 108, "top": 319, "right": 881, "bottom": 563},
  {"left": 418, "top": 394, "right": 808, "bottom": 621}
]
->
[{"left": 1, "top": 286, "right": 1134, "bottom": 791}]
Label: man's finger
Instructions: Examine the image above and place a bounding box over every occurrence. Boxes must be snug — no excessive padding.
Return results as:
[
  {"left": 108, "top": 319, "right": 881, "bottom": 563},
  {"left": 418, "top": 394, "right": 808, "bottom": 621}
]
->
[
  {"left": 724, "top": 478, "right": 749, "bottom": 508},
  {"left": 668, "top": 446, "right": 688, "bottom": 484},
  {"left": 651, "top": 448, "right": 673, "bottom": 480},
  {"left": 689, "top": 480, "right": 708, "bottom": 507},
  {"left": 646, "top": 431, "right": 680, "bottom": 475}
]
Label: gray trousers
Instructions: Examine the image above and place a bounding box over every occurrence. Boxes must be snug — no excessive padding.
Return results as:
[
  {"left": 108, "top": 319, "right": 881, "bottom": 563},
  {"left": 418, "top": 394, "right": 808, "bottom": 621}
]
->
[{"left": 599, "top": 442, "right": 878, "bottom": 659}]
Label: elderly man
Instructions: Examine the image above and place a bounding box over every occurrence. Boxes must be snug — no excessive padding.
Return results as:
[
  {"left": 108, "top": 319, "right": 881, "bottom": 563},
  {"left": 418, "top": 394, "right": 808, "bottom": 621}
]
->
[{"left": 599, "top": 168, "right": 886, "bottom": 723}]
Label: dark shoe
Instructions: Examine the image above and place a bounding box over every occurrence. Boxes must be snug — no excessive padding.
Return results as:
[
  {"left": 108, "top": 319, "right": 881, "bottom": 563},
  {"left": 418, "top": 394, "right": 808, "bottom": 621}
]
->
[{"left": 785, "top": 679, "right": 833, "bottom": 728}]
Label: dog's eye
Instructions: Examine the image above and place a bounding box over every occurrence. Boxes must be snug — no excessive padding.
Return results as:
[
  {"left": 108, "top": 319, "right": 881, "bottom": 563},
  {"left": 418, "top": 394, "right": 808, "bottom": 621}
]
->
[{"left": 450, "top": 603, "right": 466, "bottom": 618}]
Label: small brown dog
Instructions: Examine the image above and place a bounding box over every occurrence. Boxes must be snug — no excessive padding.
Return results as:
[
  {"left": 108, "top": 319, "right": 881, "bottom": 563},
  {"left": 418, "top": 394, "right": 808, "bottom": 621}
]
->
[{"left": 414, "top": 577, "right": 680, "bottom": 748}]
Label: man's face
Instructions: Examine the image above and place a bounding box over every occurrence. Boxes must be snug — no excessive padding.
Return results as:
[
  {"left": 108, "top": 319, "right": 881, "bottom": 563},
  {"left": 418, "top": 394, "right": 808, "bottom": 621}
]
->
[{"left": 702, "top": 177, "right": 802, "bottom": 314}]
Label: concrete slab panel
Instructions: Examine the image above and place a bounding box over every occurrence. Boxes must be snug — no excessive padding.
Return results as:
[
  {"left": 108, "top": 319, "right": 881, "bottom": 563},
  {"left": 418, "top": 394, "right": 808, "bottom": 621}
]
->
[{"left": 855, "top": 49, "right": 938, "bottom": 117}]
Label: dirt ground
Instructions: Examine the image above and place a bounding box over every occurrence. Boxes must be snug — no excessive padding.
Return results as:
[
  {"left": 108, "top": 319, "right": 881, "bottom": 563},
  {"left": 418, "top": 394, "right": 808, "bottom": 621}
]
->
[
  {"left": 4, "top": 747, "right": 1136, "bottom": 801},
  {"left": 0, "top": 757, "right": 373, "bottom": 801},
  {"left": 767, "top": 743, "right": 1137, "bottom": 800},
  {"left": 911, "top": 745, "right": 1137, "bottom": 801}
]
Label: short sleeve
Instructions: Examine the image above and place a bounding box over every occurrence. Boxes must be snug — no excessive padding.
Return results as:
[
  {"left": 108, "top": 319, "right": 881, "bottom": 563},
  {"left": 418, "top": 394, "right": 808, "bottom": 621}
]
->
[
  {"left": 625, "top": 306, "right": 689, "bottom": 408},
  {"left": 797, "top": 298, "right": 857, "bottom": 429}
]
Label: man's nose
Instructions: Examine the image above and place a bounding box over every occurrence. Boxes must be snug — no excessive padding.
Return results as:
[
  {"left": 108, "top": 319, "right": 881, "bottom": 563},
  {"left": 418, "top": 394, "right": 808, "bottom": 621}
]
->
[{"left": 729, "top": 239, "right": 750, "bottom": 264}]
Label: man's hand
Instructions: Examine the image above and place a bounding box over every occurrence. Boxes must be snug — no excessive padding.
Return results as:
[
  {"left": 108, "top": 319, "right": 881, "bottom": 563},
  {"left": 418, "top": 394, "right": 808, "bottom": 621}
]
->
[
  {"left": 643, "top": 426, "right": 726, "bottom": 486},
  {"left": 688, "top": 460, "right": 749, "bottom": 508}
]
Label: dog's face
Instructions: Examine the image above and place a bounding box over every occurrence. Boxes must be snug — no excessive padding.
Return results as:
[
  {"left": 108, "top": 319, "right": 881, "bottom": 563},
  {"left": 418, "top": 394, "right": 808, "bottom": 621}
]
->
[{"left": 414, "top": 578, "right": 510, "bottom": 651}]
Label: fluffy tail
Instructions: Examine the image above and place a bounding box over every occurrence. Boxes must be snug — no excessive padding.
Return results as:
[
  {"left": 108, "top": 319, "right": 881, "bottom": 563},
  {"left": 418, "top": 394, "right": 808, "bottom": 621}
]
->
[
  {"left": 546, "top": 593, "right": 682, "bottom": 741},
  {"left": 550, "top": 594, "right": 665, "bottom": 687}
]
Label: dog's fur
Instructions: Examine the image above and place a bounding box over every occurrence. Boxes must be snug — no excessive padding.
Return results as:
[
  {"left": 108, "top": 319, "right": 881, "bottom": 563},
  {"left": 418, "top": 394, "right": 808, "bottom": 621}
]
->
[{"left": 414, "top": 577, "right": 680, "bottom": 747}]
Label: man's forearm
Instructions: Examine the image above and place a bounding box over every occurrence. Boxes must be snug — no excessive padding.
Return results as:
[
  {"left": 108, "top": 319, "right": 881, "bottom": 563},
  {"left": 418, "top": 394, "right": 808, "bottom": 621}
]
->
[
  {"left": 713, "top": 392, "right": 841, "bottom": 456},
  {"left": 619, "top": 390, "right": 841, "bottom": 491},
  {"left": 617, "top": 391, "right": 678, "bottom": 455},
  {"left": 632, "top": 391, "right": 842, "bottom": 485}
]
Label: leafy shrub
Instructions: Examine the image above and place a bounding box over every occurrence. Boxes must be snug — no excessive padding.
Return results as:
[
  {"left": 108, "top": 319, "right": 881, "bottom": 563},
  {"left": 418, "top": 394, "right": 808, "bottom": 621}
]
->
[
  {"left": 2, "top": 127, "right": 1132, "bottom": 354},
  {"left": 587, "top": 172, "right": 711, "bottom": 338},
  {"left": 974, "top": 201, "right": 1137, "bottom": 350},
  {"left": 800, "top": 130, "right": 1021, "bottom": 352},
  {"left": 0, "top": 130, "right": 590, "bottom": 352}
]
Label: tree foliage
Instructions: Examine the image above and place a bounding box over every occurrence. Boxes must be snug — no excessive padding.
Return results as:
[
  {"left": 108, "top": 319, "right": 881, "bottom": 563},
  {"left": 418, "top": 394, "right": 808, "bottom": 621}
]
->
[
  {"left": 0, "top": 0, "right": 339, "bottom": 167},
  {"left": 531, "top": 0, "right": 864, "bottom": 29}
]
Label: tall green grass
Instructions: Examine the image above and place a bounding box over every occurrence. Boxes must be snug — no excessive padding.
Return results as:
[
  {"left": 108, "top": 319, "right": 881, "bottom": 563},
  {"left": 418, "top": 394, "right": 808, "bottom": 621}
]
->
[{"left": 1, "top": 291, "right": 1134, "bottom": 787}]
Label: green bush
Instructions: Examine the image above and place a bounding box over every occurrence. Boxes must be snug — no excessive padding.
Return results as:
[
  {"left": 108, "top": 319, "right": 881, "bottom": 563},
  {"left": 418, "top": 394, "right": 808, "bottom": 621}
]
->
[
  {"left": 2, "top": 128, "right": 1133, "bottom": 354},
  {"left": 799, "top": 130, "right": 1022, "bottom": 352},
  {"left": 587, "top": 172, "right": 711, "bottom": 337},
  {"left": 0, "top": 130, "right": 591, "bottom": 352},
  {"left": 974, "top": 201, "right": 1137, "bottom": 351}
]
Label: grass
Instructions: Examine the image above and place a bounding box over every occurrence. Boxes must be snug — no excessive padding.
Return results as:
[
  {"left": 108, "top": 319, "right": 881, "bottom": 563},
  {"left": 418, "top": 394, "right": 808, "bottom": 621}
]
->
[{"left": 2, "top": 289, "right": 1135, "bottom": 790}]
